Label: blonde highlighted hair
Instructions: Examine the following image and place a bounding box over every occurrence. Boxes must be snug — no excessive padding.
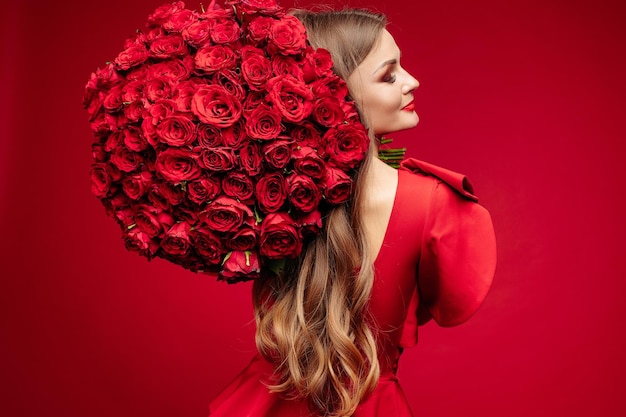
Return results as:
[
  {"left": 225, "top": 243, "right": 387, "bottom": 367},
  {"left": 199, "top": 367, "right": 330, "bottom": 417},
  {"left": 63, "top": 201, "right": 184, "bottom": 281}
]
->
[{"left": 252, "top": 9, "right": 387, "bottom": 417}]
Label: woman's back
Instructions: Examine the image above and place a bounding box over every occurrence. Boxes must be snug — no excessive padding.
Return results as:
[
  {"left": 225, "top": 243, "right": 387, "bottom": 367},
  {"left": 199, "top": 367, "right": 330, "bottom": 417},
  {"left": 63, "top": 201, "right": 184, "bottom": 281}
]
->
[{"left": 209, "top": 158, "right": 496, "bottom": 416}]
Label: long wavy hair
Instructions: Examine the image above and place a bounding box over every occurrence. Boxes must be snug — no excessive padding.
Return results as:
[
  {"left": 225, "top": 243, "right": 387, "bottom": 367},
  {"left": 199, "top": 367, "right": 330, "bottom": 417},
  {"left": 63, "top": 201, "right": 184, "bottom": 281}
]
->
[{"left": 252, "top": 9, "right": 388, "bottom": 417}]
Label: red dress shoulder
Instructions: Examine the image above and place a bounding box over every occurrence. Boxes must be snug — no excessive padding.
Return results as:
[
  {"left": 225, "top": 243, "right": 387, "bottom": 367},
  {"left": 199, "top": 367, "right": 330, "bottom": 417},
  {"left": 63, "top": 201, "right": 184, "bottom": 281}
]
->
[{"left": 209, "top": 158, "right": 497, "bottom": 416}]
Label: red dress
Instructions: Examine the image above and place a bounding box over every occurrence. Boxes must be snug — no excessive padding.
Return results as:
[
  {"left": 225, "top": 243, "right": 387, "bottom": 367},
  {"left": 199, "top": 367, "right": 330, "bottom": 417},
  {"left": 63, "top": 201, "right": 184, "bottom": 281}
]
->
[{"left": 208, "top": 158, "right": 497, "bottom": 416}]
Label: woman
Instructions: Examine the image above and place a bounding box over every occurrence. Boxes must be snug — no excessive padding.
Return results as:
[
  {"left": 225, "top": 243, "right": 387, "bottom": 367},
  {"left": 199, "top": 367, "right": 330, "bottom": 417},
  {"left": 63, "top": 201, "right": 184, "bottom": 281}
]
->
[{"left": 209, "top": 8, "right": 496, "bottom": 417}]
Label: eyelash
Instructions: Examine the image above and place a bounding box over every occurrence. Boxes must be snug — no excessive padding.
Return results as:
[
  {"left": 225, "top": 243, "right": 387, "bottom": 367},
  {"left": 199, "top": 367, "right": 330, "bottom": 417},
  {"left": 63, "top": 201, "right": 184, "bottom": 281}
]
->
[{"left": 383, "top": 73, "right": 397, "bottom": 83}]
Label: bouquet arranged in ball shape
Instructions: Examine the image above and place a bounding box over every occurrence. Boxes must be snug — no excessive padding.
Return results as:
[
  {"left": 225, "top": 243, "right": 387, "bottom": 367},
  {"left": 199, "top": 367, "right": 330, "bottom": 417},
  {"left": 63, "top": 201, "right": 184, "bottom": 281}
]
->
[{"left": 84, "top": 0, "right": 370, "bottom": 282}]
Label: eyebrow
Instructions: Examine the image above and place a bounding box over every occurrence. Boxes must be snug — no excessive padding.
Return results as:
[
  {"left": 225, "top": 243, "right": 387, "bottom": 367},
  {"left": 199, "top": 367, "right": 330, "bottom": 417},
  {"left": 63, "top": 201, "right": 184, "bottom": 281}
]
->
[{"left": 372, "top": 59, "right": 397, "bottom": 75}]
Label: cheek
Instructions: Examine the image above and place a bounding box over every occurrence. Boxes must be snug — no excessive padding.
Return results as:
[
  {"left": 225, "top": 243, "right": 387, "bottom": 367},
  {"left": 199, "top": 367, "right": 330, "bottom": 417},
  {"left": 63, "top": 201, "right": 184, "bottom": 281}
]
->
[
  {"left": 369, "top": 89, "right": 400, "bottom": 112},
  {"left": 363, "top": 90, "right": 402, "bottom": 130}
]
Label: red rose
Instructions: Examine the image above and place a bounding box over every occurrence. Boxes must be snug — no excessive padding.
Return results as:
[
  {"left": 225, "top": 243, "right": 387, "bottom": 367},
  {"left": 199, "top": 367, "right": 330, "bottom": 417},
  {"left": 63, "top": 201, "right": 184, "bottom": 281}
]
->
[
  {"left": 202, "top": 196, "right": 252, "bottom": 232},
  {"left": 289, "top": 122, "right": 322, "bottom": 148},
  {"left": 243, "top": 91, "right": 266, "bottom": 112},
  {"left": 103, "top": 193, "right": 132, "bottom": 219},
  {"left": 103, "top": 85, "right": 124, "bottom": 112},
  {"left": 199, "top": 147, "right": 236, "bottom": 172},
  {"left": 239, "top": 0, "right": 281, "bottom": 15},
  {"left": 267, "top": 76, "right": 313, "bottom": 123},
  {"left": 124, "top": 227, "right": 159, "bottom": 258},
  {"left": 124, "top": 102, "right": 144, "bottom": 123},
  {"left": 213, "top": 70, "right": 246, "bottom": 101},
  {"left": 188, "top": 176, "right": 221, "bottom": 204},
  {"left": 263, "top": 139, "right": 292, "bottom": 169},
  {"left": 111, "top": 206, "right": 134, "bottom": 229},
  {"left": 114, "top": 43, "right": 149, "bottom": 71},
  {"left": 341, "top": 101, "right": 360, "bottom": 121},
  {"left": 255, "top": 172, "right": 287, "bottom": 213},
  {"left": 312, "top": 96, "right": 345, "bottom": 127},
  {"left": 191, "top": 85, "right": 242, "bottom": 127},
  {"left": 90, "top": 163, "right": 112, "bottom": 197},
  {"left": 311, "top": 75, "right": 349, "bottom": 102},
  {"left": 148, "top": 1, "right": 185, "bottom": 25},
  {"left": 211, "top": 19, "right": 241, "bottom": 44},
  {"left": 182, "top": 20, "right": 212, "bottom": 47},
  {"left": 194, "top": 45, "right": 237, "bottom": 73},
  {"left": 110, "top": 147, "right": 144, "bottom": 173},
  {"left": 122, "top": 170, "right": 153, "bottom": 200},
  {"left": 221, "top": 121, "right": 246, "bottom": 148},
  {"left": 220, "top": 250, "right": 261, "bottom": 283},
  {"left": 197, "top": 123, "right": 224, "bottom": 148},
  {"left": 145, "top": 77, "right": 173, "bottom": 102},
  {"left": 155, "top": 148, "right": 202, "bottom": 182},
  {"left": 89, "top": 113, "right": 108, "bottom": 134},
  {"left": 190, "top": 227, "right": 224, "bottom": 265},
  {"left": 103, "top": 113, "right": 128, "bottom": 131},
  {"left": 149, "top": 34, "right": 188, "bottom": 58},
  {"left": 92, "top": 143, "right": 107, "bottom": 162},
  {"left": 239, "top": 141, "right": 263, "bottom": 176},
  {"left": 222, "top": 171, "right": 255, "bottom": 202},
  {"left": 145, "top": 99, "right": 176, "bottom": 123},
  {"left": 104, "top": 131, "right": 123, "bottom": 152},
  {"left": 245, "top": 104, "right": 282, "bottom": 140},
  {"left": 173, "top": 83, "right": 199, "bottom": 112},
  {"left": 84, "top": 64, "right": 122, "bottom": 117},
  {"left": 323, "top": 123, "right": 369, "bottom": 170},
  {"left": 260, "top": 212, "right": 302, "bottom": 259},
  {"left": 106, "top": 163, "right": 123, "bottom": 183},
  {"left": 297, "top": 210, "right": 323, "bottom": 238},
  {"left": 268, "top": 15, "right": 307, "bottom": 55},
  {"left": 141, "top": 117, "right": 159, "bottom": 146},
  {"left": 292, "top": 146, "right": 326, "bottom": 179},
  {"left": 125, "top": 63, "right": 150, "bottom": 82},
  {"left": 149, "top": 181, "right": 184, "bottom": 209},
  {"left": 149, "top": 58, "right": 193, "bottom": 81},
  {"left": 134, "top": 204, "right": 175, "bottom": 238},
  {"left": 246, "top": 16, "right": 274, "bottom": 44},
  {"left": 161, "top": 222, "right": 192, "bottom": 256},
  {"left": 200, "top": 2, "right": 235, "bottom": 20},
  {"left": 84, "top": 88, "right": 105, "bottom": 121},
  {"left": 287, "top": 174, "right": 322, "bottom": 213},
  {"left": 310, "top": 48, "right": 334, "bottom": 77},
  {"left": 271, "top": 55, "right": 303, "bottom": 80},
  {"left": 241, "top": 46, "right": 272, "bottom": 90},
  {"left": 322, "top": 167, "right": 353, "bottom": 205},
  {"left": 163, "top": 9, "right": 198, "bottom": 32},
  {"left": 176, "top": 205, "right": 200, "bottom": 225},
  {"left": 156, "top": 113, "right": 197, "bottom": 146},
  {"left": 227, "top": 227, "right": 258, "bottom": 251},
  {"left": 122, "top": 80, "right": 144, "bottom": 102}
]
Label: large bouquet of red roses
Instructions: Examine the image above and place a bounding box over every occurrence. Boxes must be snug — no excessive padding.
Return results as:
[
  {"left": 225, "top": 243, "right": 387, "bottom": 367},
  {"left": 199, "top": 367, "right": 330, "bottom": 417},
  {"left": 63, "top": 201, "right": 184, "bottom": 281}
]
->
[{"left": 84, "top": 0, "right": 370, "bottom": 282}]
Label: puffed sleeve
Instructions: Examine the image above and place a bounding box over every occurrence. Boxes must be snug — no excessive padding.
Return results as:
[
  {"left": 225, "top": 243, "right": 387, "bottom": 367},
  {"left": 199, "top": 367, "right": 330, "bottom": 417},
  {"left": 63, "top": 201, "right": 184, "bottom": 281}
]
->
[{"left": 416, "top": 179, "right": 497, "bottom": 327}]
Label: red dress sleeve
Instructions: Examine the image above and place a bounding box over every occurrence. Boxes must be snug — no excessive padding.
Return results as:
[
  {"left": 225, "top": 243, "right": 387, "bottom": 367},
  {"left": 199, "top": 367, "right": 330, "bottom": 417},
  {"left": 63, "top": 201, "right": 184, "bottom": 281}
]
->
[{"left": 400, "top": 158, "right": 497, "bottom": 327}]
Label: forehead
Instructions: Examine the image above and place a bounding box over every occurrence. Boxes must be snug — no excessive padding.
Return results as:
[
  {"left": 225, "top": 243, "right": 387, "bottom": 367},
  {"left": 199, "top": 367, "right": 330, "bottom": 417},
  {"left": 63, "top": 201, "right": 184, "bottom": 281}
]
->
[{"left": 364, "top": 29, "right": 401, "bottom": 64}]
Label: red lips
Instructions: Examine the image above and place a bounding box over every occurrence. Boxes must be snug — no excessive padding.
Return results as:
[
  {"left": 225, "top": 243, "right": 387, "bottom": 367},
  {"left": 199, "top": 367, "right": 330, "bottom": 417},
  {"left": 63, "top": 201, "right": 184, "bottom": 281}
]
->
[{"left": 402, "top": 101, "right": 415, "bottom": 112}]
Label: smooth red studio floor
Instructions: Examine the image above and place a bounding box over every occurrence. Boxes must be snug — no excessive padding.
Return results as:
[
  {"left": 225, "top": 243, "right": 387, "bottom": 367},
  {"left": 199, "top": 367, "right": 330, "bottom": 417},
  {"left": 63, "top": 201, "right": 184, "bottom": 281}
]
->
[{"left": 1, "top": 0, "right": 625, "bottom": 416}]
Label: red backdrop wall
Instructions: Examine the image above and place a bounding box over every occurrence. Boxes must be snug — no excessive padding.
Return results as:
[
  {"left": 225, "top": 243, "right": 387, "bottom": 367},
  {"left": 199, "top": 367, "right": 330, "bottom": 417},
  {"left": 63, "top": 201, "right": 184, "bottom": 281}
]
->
[{"left": 1, "top": 0, "right": 625, "bottom": 416}]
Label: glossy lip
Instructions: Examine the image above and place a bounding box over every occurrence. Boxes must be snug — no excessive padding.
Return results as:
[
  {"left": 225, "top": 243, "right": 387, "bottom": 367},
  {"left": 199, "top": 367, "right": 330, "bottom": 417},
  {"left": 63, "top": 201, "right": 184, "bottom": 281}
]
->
[{"left": 401, "top": 101, "right": 415, "bottom": 112}]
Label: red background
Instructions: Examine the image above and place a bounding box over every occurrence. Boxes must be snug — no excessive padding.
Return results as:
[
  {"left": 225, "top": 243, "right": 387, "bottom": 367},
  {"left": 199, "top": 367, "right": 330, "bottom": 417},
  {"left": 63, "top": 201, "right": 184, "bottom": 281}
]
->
[{"left": 1, "top": 0, "right": 625, "bottom": 416}]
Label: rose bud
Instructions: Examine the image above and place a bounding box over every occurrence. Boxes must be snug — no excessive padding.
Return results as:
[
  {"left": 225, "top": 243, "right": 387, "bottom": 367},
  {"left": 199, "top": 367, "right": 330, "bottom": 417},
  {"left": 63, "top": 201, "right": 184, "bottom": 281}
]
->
[
  {"left": 219, "top": 251, "right": 261, "bottom": 283},
  {"left": 161, "top": 221, "right": 192, "bottom": 256}
]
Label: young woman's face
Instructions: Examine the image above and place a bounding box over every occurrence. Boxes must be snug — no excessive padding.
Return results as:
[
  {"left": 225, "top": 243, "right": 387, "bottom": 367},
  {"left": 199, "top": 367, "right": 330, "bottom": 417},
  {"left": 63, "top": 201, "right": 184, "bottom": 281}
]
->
[{"left": 348, "top": 29, "right": 420, "bottom": 137}]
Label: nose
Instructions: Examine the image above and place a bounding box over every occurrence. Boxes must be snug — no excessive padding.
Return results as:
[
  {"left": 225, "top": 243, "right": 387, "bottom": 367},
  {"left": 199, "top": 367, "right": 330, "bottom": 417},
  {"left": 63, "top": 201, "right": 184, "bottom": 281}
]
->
[{"left": 401, "top": 70, "right": 419, "bottom": 94}]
